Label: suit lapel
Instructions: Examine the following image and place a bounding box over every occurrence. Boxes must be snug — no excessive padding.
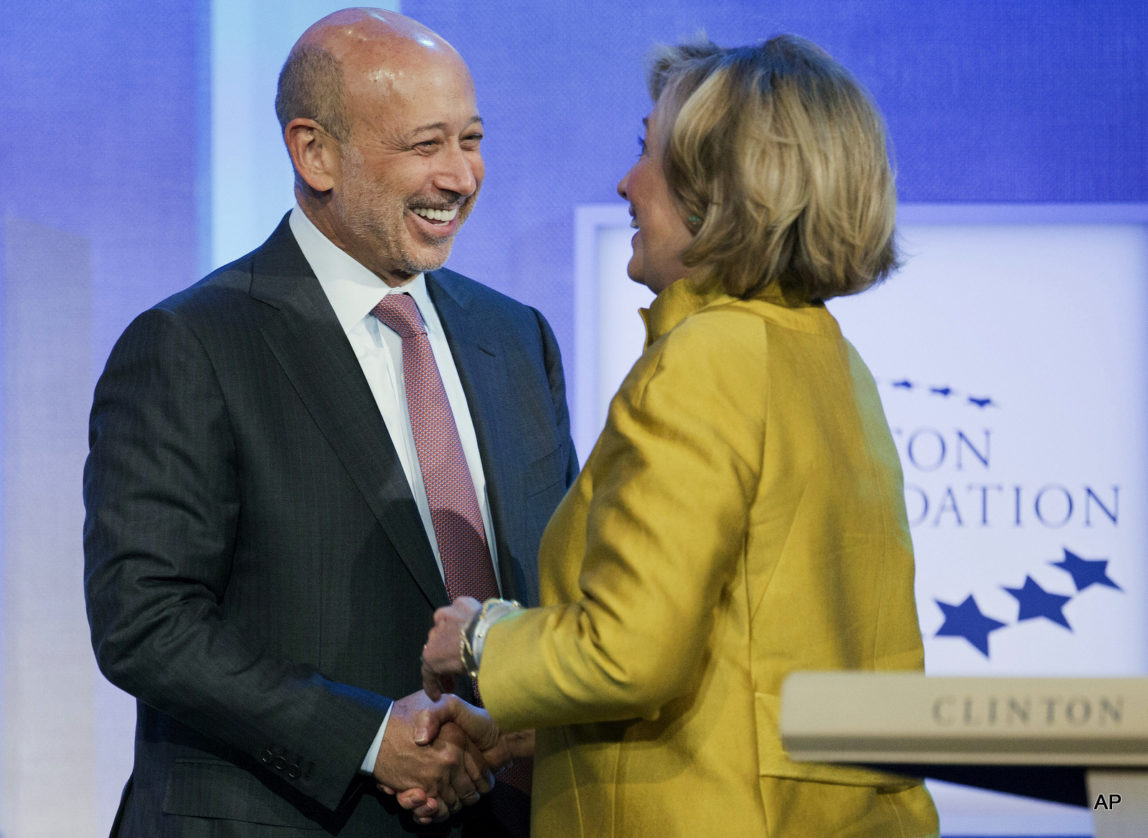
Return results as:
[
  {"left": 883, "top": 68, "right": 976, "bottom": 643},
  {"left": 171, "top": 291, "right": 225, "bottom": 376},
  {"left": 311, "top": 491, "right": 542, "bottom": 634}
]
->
[
  {"left": 249, "top": 219, "right": 447, "bottom": 607},
  {"left": 427, "top": 271, "right": 529, "bottom": 603}
]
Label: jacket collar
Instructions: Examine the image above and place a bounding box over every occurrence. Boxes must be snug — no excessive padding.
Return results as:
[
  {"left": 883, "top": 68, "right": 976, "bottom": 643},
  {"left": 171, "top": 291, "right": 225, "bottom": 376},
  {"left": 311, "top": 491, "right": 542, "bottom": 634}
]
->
[
  {"left": 640, "top": 275, "right": 825, "bottom": 347},
  {"left": 640, "top": 276, "right": 737, "bottom": 348}
]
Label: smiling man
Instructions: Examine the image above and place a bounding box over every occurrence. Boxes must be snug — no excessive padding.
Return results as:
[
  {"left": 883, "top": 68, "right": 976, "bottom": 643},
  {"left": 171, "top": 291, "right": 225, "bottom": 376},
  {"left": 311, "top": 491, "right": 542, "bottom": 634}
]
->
[{"left": 83, "top": 9, "right": 576, "bottom": 838}]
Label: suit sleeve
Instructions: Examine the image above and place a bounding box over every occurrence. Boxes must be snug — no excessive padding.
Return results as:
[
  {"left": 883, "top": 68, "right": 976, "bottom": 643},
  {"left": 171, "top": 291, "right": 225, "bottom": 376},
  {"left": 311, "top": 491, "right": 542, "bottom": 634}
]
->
[
  {"left": 83, "top": 307, "right": 389, "bottom": 811},
  {"left": 479, "top": 309, "right": 765, "bottom": 728}
]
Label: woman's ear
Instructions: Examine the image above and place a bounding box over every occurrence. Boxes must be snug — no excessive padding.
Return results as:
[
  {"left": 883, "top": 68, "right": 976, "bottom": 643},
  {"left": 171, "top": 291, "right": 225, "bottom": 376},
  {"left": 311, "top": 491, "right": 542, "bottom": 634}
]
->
[{"left": 284, "top": 118, "right": 338, "bottom": 193}]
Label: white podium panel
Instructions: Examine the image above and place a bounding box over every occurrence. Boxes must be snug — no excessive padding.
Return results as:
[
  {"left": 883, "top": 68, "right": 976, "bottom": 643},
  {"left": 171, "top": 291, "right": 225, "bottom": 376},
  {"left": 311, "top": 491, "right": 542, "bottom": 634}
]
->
[
  {"left": 781, "top": 673, "right": 1148, "bottom": 766},
  {"left": 781, "top": 672, "right": 1148, "bottom": 838}
]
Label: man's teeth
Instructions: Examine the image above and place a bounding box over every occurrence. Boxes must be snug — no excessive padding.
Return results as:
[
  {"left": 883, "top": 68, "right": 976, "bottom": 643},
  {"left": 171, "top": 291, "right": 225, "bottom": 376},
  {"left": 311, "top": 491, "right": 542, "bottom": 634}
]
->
[
  {"left": 413, "top": 207, "right": 459, "bottom": 223},
  {"left": 630, "top": 219, "right": 639, "bottom": 229}
]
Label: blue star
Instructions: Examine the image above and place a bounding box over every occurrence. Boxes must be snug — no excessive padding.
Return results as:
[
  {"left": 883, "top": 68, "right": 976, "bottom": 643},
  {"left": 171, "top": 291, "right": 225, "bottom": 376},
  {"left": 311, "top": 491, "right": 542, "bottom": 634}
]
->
[
  {"left": 1004, "top": 576, "right": 1073, "bottom": 629},
  {"left": 1051, "top": 548, "right": 1122, "bottom": 592},
  {"left": 892, "top": 379, "right": 914, "bottom": 389},
  {"left": 934, "top": 595, "right": 1007, "bottom": 657}
]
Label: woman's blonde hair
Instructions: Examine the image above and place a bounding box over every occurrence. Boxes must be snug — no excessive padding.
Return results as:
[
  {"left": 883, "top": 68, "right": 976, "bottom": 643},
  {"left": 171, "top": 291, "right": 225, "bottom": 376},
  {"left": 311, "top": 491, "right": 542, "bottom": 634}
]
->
[{"left": 650, "top": 35, "right": 898, "bottom": 302}]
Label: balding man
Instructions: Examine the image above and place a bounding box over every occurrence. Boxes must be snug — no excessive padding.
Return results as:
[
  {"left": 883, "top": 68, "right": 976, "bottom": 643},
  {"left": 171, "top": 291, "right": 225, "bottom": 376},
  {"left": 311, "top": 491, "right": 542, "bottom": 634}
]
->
[{"left": 83, "top": 9, "right": 575, "bottom": 837}]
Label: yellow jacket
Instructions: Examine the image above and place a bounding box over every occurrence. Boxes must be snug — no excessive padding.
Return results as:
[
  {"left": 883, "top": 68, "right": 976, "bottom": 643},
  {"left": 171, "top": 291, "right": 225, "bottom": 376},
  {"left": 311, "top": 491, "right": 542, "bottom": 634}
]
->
[{"left": 480, "top": 278, "right": 939, "bottom": 836}]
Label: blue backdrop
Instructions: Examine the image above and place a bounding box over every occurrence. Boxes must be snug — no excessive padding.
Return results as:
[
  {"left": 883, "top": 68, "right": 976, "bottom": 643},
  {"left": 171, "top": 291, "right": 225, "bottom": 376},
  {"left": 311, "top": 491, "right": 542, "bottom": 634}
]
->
[{"left": 1, "top": 1, "right": 1144, "bottom": 835}]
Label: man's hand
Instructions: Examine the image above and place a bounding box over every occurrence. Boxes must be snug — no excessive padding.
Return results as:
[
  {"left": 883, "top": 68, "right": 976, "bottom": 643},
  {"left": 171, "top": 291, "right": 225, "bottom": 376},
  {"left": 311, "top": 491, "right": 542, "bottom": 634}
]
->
[
  {"left": 373, "top": 691, "right": 494, "bottom": 823},
  {"left": 412, "top": 692, "right": 501, "bottom": 751},
  {"left": 414, "top": 693, "right": 534, "bottom": 773},
  {"left": 421, "top": 597, "right": 481, "bottom": 699}
]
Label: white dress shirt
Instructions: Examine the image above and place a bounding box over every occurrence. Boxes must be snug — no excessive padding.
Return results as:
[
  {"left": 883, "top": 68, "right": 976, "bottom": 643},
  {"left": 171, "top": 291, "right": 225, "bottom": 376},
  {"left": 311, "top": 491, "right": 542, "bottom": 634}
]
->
[{"left": 288, "top": 206, "right": 500, "bottom": 774}]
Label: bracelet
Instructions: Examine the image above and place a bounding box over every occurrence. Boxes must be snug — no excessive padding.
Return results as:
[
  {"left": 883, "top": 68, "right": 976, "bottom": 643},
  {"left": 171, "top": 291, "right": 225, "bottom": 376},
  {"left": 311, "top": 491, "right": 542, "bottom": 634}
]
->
[
  {"left": 460, "top": 610, "right": 481, "bottom": 678},
  {"left": 459, "top": 598, "right": 522, "bottom": 678}
]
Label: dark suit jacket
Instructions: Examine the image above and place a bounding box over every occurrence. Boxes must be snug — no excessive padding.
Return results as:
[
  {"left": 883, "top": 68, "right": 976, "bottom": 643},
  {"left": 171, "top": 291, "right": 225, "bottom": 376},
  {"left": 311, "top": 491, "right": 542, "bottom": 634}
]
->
[{"left": 83, "top": 216, "right": 578, "bottom": 837}]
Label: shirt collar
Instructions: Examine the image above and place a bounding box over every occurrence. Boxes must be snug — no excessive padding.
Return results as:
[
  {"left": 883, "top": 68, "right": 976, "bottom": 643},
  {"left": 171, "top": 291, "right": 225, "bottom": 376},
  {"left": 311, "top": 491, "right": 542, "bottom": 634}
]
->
[{"left": 289, "top": 205, "right": 437, "bottom": 335}]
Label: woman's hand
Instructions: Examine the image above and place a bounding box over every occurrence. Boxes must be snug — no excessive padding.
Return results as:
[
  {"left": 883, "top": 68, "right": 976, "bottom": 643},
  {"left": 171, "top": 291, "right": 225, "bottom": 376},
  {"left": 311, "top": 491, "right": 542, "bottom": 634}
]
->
[{"left": 421, "top": 596, "right": 482, "bottom": 699}]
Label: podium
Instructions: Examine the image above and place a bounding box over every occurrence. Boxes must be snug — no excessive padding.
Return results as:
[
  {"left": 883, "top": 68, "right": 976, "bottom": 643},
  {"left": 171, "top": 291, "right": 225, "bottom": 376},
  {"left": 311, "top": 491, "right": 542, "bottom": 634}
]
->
[{"left": 779, "top": 673, "right": 1148, "bottom": 838}]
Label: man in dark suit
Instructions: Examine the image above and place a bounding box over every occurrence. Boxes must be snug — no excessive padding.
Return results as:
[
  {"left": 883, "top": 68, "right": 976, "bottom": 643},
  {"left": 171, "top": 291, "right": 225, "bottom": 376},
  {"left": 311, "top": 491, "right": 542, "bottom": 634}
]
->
[{"left": 83, "top": 8, "right": 576, "bottom": 837}]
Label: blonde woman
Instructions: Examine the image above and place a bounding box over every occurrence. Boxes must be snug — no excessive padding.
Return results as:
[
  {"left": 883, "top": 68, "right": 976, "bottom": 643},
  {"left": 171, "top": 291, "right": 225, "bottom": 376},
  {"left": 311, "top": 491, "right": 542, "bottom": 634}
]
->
[{"left": 415, "top": 35, "right": 939, "bottom": 837}]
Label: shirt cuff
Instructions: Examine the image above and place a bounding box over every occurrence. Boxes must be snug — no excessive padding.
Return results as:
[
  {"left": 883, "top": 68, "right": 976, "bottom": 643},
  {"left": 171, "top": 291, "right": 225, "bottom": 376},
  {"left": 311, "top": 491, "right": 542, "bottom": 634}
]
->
[{"left": 360, "top": 703, "right": 392, "bottom": 775}]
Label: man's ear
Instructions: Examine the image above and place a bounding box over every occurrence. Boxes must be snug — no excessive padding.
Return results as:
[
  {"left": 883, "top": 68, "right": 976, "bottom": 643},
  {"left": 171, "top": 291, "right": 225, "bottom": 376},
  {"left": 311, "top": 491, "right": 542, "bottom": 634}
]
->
[{"left": 284, "top": 118, "right": 338, "bottom": 193}]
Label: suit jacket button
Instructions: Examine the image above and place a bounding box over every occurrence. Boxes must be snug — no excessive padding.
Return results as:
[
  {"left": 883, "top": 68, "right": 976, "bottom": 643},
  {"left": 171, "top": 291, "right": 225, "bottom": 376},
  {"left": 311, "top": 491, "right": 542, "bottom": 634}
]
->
[
  {"left": 287, "top": 764, "right": 301, "bottom": 779},
  {"left": 259, "top": 749, "right": 274, "bottom": 764},
  {"left": 272, "top": 756, "right": 287, "bottom": 771}
]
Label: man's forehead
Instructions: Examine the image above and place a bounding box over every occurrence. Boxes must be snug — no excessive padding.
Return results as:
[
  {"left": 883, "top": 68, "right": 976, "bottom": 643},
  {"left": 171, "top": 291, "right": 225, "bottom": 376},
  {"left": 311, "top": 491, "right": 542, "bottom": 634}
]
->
[
  {"left": 344, "top": 64, "right": 480, "bottom": 141},
  {"left": 349, "top": 52, "right": 474, "bottom": 108}
]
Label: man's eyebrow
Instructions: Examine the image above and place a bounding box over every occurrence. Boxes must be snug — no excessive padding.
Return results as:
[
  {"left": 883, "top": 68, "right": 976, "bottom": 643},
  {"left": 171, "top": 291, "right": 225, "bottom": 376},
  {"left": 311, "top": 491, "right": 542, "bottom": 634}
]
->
[{"left": 409, "top": 116, "right": 485, "bottom": 135}]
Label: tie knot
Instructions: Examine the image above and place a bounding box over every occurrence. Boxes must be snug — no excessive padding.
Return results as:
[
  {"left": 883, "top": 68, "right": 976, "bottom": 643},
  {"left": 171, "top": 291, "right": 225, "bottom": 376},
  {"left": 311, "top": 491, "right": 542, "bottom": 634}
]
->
[{"left": 372, "top": 293, "right": 426, "bottom": 338}]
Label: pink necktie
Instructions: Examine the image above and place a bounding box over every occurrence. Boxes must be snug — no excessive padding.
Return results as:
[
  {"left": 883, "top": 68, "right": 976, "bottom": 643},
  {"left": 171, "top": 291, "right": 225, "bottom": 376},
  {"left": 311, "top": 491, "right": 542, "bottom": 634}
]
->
[
  {"left": 374, "top": 295, "right": 532, "bottom": 804},
  {"left": 372, "top": 294, "right": 500, "bottom": 604}
]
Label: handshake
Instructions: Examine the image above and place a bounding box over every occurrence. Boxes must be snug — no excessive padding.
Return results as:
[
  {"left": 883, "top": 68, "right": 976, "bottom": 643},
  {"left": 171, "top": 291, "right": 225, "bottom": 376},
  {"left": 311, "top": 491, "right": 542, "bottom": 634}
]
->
[{"left": 375, "top": 597, "right": 531, "bottom": 824}]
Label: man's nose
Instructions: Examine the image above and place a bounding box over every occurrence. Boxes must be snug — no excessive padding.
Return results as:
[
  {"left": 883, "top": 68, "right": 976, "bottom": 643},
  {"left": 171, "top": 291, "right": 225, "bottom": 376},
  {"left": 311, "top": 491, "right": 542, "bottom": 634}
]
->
[{"left": 436, "top": 143, "right": 479, "bottom": 197}]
